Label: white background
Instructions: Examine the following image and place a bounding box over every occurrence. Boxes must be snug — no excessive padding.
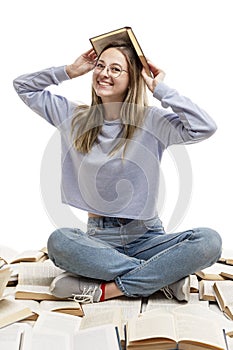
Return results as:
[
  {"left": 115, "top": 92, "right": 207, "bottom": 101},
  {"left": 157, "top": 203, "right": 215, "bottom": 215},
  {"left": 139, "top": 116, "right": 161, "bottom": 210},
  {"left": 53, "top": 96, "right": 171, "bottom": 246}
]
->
[{"left": 1, "top": 0, "right": 232, "bottom": 252}]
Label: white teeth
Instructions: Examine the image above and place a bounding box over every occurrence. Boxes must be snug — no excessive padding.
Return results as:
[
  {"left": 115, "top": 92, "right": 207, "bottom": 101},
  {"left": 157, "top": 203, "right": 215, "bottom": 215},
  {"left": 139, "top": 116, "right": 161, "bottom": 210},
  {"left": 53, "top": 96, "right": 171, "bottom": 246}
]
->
[{"left": 99, "top": 81, "right": 112, "bottom": 86}]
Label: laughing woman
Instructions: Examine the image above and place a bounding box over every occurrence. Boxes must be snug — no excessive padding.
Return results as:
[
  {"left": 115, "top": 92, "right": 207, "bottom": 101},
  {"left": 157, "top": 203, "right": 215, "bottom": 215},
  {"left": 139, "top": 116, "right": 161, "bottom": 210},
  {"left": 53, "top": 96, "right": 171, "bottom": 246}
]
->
[{"left": 13, "top": 42, "right": 222, "bottom": 303}]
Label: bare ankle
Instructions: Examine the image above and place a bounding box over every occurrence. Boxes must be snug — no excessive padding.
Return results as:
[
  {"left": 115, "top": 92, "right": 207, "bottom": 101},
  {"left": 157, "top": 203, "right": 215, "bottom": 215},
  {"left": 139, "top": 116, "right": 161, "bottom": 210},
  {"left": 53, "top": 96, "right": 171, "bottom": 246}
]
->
[{"left": 102, "top": 281, "right": 124, "bottom": 300}]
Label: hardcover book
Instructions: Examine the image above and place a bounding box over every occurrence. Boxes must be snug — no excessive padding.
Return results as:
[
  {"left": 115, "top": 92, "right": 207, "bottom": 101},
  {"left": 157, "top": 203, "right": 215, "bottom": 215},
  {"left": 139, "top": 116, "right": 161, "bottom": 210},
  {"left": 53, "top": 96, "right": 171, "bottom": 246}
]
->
[{"left": 90, "top": 26, "right": 151, "bottom": 76}]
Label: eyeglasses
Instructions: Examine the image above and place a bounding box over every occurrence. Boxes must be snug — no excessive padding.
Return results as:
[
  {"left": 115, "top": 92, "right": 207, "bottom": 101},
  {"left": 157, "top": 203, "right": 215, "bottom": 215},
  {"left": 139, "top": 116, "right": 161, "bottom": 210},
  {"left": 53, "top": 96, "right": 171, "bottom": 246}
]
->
[{"left": 94, "top": 62, "right": 128, "bottom": 78}]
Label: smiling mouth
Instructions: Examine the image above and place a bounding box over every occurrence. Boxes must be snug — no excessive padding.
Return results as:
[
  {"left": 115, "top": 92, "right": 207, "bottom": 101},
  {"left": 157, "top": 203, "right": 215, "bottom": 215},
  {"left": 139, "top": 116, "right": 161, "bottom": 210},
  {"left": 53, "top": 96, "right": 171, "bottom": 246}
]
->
[{"left": 98, "top": 81, "right": 113, "bottom": 86}]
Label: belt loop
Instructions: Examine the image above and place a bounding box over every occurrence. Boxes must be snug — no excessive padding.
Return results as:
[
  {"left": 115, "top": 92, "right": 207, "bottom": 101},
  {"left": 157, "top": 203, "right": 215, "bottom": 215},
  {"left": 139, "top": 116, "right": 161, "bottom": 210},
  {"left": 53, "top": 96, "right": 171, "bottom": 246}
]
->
[{"left": 100, "top": 217, "right": 104, "bottom": 229}]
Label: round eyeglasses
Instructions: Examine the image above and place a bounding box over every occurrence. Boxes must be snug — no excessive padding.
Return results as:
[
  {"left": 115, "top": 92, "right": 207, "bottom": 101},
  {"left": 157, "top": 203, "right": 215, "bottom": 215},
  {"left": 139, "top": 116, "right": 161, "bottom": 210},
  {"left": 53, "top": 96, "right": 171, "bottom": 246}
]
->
[{"left": 94, "top": 62, "right": 128, "bottom": 78}]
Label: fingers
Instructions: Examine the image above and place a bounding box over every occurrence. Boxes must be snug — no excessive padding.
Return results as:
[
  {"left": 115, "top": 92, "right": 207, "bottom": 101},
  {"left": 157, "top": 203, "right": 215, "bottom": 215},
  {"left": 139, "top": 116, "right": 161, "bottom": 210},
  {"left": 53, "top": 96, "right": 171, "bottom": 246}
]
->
[{"left": 82, "top": 48, "right": 97, "bottom": 60}]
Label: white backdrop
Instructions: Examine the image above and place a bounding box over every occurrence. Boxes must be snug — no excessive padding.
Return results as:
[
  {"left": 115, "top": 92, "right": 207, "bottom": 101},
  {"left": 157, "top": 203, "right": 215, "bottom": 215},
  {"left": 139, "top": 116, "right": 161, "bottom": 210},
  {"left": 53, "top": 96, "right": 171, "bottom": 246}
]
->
[{"left": 1, "top": 0, "right": 232, "bottom": 251}]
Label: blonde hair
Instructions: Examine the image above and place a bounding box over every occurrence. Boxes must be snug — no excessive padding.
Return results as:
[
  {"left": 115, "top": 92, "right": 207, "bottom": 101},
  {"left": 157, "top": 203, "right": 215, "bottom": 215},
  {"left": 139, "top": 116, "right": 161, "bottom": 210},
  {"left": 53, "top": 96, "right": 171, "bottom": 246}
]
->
[{"left": 71, "top": 43, "right": 149, "bottom": 156}]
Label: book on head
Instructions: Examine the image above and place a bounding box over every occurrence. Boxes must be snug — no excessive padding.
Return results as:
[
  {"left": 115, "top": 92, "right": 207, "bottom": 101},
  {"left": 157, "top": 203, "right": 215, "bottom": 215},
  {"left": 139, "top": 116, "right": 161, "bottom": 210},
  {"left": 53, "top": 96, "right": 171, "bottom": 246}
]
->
[{"left": 89, "top": 26, "right": 151, "bottom": 76}]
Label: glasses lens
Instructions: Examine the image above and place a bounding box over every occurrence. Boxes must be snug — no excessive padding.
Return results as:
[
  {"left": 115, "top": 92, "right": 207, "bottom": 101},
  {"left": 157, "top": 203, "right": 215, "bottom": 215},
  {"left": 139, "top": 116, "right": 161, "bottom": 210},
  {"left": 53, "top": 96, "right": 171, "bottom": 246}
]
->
[
  {"left": 94, "top": 63, "right": 123, "bottom": 78},
  {"left": 109, "top": 65, "right": 122, "bottom": 78}
]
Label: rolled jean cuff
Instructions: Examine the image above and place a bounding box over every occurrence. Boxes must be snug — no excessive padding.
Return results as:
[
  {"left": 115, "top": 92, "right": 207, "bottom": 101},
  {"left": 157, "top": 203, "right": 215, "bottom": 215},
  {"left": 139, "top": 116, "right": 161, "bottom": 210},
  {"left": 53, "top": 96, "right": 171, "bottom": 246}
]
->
[{"left": 115, "top": 276, "right": 133, "bottom": 297}]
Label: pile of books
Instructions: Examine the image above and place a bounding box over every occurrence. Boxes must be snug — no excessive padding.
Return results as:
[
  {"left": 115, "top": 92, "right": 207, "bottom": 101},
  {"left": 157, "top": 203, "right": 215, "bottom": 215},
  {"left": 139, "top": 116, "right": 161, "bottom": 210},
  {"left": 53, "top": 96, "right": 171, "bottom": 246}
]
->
[{"left": 1, "top": 245, "right": 233, "bottom": 349}]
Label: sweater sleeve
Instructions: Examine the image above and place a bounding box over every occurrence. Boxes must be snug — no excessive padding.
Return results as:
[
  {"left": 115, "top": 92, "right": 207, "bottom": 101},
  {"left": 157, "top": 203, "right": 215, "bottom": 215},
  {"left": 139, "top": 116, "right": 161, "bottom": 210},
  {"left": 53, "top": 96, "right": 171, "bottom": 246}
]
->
[
  {"left": 151, "top": 82, "right": 217, "bottom": 147},
  {"left": 13, "top": 66, "right": 77, "bottom": 128}
]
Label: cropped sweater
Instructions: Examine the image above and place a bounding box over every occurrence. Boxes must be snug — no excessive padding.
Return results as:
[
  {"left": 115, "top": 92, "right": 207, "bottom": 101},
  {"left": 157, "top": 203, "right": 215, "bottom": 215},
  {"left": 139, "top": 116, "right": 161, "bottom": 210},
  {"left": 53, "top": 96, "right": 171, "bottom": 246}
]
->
[{"left": 13, "top": 66, "right": 217, "bottom": 219}]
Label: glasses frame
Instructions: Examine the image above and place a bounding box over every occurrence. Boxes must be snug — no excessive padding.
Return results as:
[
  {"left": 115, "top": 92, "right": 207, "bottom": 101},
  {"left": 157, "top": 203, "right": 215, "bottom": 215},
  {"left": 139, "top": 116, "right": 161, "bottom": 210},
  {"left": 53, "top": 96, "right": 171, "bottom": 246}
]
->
[{"left": 94, "top": 62, "right": 128, "bottom": 79}]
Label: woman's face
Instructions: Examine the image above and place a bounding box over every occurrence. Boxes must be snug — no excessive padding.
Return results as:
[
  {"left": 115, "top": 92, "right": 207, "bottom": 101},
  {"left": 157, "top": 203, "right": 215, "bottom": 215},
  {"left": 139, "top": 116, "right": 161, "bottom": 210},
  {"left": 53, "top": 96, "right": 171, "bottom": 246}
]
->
[{"left": 92, "top": 48, "right": 130, "bottom": 103}]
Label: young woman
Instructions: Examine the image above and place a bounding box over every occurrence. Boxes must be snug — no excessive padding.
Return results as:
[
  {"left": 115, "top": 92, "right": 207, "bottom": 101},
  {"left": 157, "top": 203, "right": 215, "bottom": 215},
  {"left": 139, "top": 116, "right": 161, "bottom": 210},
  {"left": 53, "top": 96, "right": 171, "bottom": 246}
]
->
[{"left": 13, "top": 42, "right": 222, "bottom": 303}]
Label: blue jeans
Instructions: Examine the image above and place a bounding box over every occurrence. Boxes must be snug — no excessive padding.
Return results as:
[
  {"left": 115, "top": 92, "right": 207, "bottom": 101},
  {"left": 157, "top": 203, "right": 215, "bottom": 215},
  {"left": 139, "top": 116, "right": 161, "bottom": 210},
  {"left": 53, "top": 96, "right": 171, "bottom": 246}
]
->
[{"left": 47, "top": 217, "right": 222, "bottom": 297}]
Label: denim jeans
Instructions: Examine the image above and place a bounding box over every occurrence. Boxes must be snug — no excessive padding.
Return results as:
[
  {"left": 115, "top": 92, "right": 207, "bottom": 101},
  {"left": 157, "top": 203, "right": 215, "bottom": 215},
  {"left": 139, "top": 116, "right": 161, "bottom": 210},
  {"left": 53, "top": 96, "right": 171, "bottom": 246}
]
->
[{"left": 47, "top": 216, "right": 222, "bottom": 297}]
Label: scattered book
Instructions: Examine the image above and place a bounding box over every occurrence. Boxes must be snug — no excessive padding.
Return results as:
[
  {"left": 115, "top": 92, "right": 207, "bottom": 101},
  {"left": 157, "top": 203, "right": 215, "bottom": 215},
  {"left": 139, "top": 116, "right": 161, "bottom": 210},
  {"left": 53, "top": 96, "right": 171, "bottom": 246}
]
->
[
  {"left": 15, "top": 299, "right": 84, "bottom": 320},
  {"left": 32, "top": 311, "right": 81, "bottom": 350},
  {"left": 218, "top": 248, "right": 233, "bottom": 265},
  {"left": 190, "top": 274, "right": 199, "bottom": 293},
  {"left": 145, "top": 290, "right": 209, "bottom": 312},
  {"left": 126, "top": 305, "right": 227, "bottom": 349},
  {"left": 196, "top": 263, "right": 227, "bottom": 281},
  {"left": 15, "top": 260, "right": 65, "bottom": 301},
  {"left": 0, "top": 322, "right": 32, "bottom": 350},
  {"left": 0, "top": 266, "right": 11, "bottom": 300},
  {"left": 32, "top": 310, "right": 122, "bottom": 350},
  {"left": 90, "top": 26, "right": 151, "bottom": 76},
  {"left": 80, "top": 307, "right": 125, "bottom": 347},
  {"left": 213, "top": 280, "right": 233, "bottom": 320},
  {"left": 219, "top": 264, "right": 233, "bottom": 280},
  {"left": 199, "top": 280, "right": 216, "bottom": 301},
  {"left": 74, "top": 324, "right": 122, "bottom": 350},
  {"left": 0, "top": 298, "right": 34, "bottom": 329},
  {"left": 0, "top": 246, "right": 48, "bottom": 266}
]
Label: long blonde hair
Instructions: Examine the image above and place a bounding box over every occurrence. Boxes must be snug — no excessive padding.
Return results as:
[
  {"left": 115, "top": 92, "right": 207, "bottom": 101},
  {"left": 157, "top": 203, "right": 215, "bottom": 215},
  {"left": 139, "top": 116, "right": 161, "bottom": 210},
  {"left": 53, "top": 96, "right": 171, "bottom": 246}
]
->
[{"left": 71, "top": 42, "right": 149, "bottom": 156}]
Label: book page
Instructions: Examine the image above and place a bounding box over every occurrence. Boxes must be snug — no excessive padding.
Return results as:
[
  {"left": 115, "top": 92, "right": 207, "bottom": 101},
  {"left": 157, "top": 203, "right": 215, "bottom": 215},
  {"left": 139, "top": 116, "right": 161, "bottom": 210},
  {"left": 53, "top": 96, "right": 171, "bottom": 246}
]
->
[
  {"left": 127, "top": 312, "right": 177, "bottom": 342},
  {"left": 196, "top": 262, "right": 226, "bottom": 280},
  {"left": 146, "top": 291, "right": 208, "bottom": 312},
  {"left": 40, "top": 300, "right": 82, "bottom": 312},
  {"left": 214, "top": 281, "right": 233, "bottom": 307},
  {"left": 10, "top": 249, "right": 47, "bottom": 264},
  {"left": 219, "top": 248, "right": 233, "bottom": 265},
  {"left": 32, "top": 329, "right": 70, "bottom": 350},
  {"left": 0, "top": 267, "right": 11, "bottom": 299},
  {"left": 33, "top": 311, "right": 81, "bottom": 334},
  {"left": 82, "top": 296, "right": 141, "bottom": 321},
  {"left": 74, "top": 325, "right": 121, "bottom": 350},
  {"left": 80, "top": 307, "right": 123, "bottom": 339},
  {"left": 0, "top": 246, "right": 18, "bottom": 264},
  {"left": 0, "top": 323, "right": 24, "bottom": 350},
  {"left": 16, "top": 284, "right": 53, "bottom": 295},
  {"left": 0, "top": 298, "right": 33, "bottom": 328},
  {"left": 175, "top": 312, "right": 225, "bottom": 348},
  {"left": 199, "top": 280, "right": 216, "bottom": 301},
  {"left": 14, "top": 299, "right": 40, "bottom": 314},
  {"left": 18, "top": 260, "right": 64, "bottom": 286},
  {"left": 190, "top": 274, "right": 199, "bottom": 292},
  {"left": 173, "top": 305, "right": 227, "bottom": 348},
  {"left": 219, "top": 264, "right": 233, "bottom": 278}
]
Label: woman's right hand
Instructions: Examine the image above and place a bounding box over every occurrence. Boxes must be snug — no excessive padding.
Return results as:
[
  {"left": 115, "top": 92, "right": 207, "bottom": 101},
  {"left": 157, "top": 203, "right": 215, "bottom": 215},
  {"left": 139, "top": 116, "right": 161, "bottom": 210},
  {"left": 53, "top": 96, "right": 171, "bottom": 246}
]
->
[{"left": 66, "top": 48, "right": 97, "bottom": 79}]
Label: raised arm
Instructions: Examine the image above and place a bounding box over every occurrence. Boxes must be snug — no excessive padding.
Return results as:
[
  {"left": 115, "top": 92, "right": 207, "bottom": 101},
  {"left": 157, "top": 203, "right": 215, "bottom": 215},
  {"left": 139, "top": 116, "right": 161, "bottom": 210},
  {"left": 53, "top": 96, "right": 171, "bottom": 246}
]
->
[
  {"left": 142, "top": 60, "right": 217, "bottom": 147},
  {"left": 13, "top": 49, "right": 97, "bottom": 128}
]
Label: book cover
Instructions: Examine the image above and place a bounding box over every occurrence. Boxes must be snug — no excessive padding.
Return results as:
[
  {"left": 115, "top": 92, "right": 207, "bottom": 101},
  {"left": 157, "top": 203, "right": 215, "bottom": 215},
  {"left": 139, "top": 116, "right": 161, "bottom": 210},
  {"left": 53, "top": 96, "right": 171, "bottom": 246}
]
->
[{"left": 89, "top": 26, "right": 151, "bottom": 76}]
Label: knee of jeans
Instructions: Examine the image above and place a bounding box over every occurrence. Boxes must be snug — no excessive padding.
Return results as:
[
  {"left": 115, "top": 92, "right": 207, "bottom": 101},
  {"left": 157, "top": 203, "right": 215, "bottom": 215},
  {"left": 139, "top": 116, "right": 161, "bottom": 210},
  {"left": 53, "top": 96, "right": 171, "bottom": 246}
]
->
[
  {"left": 47, "top": 228, "right": 71, "bottom": 260},
  {"left": 196, "top": 227, "right": 222, "bottom": 262}
]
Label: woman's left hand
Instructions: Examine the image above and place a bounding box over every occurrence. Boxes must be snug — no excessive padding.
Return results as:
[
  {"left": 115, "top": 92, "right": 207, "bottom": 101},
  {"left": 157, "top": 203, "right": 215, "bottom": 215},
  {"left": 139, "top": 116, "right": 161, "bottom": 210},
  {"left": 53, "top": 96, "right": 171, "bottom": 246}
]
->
[{"left": 141, "top": 59, "right": 165, "bottom": 92}]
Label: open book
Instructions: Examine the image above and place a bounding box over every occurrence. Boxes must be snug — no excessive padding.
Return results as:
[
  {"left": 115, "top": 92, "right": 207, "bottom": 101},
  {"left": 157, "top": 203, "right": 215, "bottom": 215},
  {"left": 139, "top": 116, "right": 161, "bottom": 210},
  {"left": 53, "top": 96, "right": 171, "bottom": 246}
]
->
[
  {"left": 126, "top": 305, "right": 227, "bottom": 349},
  {"left": 0, "top": 298, "right": 34, "bottom": 329},
  {"left": 15, "top": 260, "right": 65, "bottom": 300},
  {"left": 32, "top": 310, "right": 122, "bottom": 350},
  {"left": 218, "top": 248, "right": 233, "bottom": 265},
  {"left": 90, "top": 26, "right": 151, "bottom": 76},
  {"left": 0, "top": 322, "right": 32, "bottom": 350},
  {"left": 0, "top": 246, "right": 48, "bottom": 266},
  {"left": 0, "top": 266, "right": 11, "bottom": 300},
  {"left": 199, "top": 280, "right": 217, "bottom": 301},
  {"left": 196, "top": 262, "right": 228, "bottom": 280},
  {"left": 15, "top": 299, "right": 84, "bottom": 320},
  {"left": 213, "top": 280, "right": 233, "bottom": 320}
]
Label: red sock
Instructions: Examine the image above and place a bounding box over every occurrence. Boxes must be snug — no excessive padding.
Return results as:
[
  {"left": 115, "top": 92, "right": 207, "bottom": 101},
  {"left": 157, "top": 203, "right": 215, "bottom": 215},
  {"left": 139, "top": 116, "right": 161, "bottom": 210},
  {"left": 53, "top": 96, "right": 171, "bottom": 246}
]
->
[{"left": 100, "top": 283, "right": 106, "bottom": 302}]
